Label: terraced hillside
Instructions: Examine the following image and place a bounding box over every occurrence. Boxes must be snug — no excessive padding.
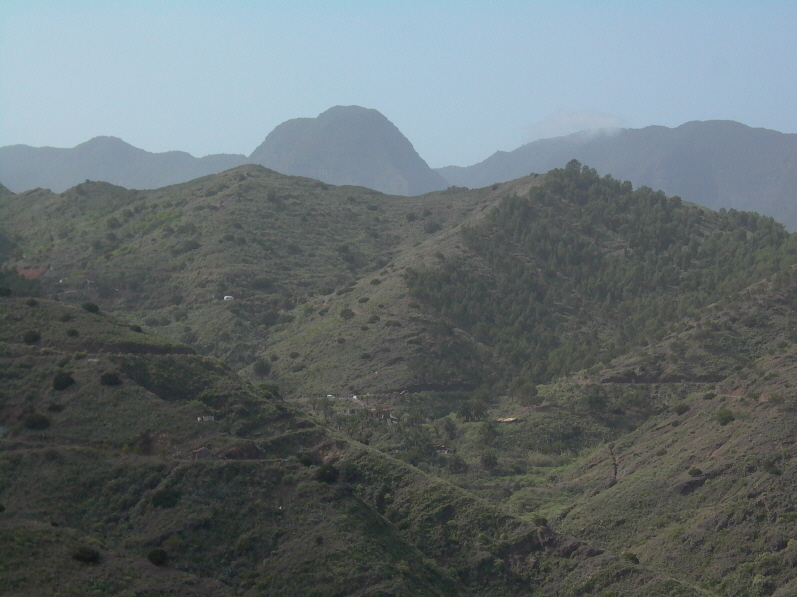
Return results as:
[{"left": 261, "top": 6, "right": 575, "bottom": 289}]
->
[{"left": 0, "top": 296, "right": 696, "bottom": 596}]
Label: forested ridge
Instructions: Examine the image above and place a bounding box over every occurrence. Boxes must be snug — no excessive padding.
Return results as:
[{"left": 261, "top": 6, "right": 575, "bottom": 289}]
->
[{"left": 407, "top": 160, "right": 795, "bottom": 387}]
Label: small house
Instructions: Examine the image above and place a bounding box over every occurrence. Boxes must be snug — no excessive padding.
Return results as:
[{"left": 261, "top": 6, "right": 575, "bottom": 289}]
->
[{"left": 192, "top": 447, "right": 212, "bottom": 460}]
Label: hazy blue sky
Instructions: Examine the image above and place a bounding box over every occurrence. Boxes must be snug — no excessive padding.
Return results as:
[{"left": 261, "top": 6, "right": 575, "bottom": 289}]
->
[{"left": 2, "top": 1, "right": 796, "bottom": 167}]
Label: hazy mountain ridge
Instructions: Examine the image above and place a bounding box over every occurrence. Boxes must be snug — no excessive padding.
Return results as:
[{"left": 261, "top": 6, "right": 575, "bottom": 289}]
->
[
  {"left": 250, "top": 105, "right": 448, "bottom": 196},
  {"left": 0, "top": 136, "right": 249, "bottom": 193},
  {"left": 437, "top": 120, "right": 797, "bottom": 230},
  {"left": 0, "top": 106, "right": 446, "bottom": 196}
]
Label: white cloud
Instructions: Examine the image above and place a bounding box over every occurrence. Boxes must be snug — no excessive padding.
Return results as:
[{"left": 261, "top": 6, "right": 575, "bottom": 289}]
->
[{"left": 526, "top": 110, "right": 626, "bottom": 142}]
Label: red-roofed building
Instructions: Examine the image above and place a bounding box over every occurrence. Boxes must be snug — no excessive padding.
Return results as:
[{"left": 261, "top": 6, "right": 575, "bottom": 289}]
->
[{"left": 17, "top": 269, "right": 46, "bottom": 279}]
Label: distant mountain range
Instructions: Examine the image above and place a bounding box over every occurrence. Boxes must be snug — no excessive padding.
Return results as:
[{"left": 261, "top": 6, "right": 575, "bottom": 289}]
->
[
  {"left": 3, "top": 112, "right": 797, "bottom": 228},
  {"left": 436, "top": 120, "right": 797, "bottom": 230},
  {"left": 0, "top": 106, "right": 446, "bottom": 196},
  {"left": 0, "top": 135, "right": 248, "bottom": 193},
  {"left": 251, "top": 105, "right": 447, "bottom": 195}
]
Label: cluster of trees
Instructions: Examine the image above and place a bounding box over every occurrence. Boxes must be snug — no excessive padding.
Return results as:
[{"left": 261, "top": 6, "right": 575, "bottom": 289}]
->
[{"left": 407, "top": 161, "right": 797, "bottom": 386}]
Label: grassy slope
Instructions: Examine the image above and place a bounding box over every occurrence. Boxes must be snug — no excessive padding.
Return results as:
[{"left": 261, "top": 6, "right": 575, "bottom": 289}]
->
[
  {"left": 0, "top": 296, "right": 694, "bottom": 596},
  {"left": 547, "top": 276, "right": 797, "bottom": 596},
  {"left": 0, "top": 165, "right": 510, "bottom": 390}
]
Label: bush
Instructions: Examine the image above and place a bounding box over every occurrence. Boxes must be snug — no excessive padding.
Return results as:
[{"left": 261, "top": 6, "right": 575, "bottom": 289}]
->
[
  {"left": 72, "top": 546, "right": 100, "bottom": 564},
  {"left": 66, "top": 328, "right": 79, "bottom": 337},
  {"left": 715, "top": 408, "right": 735, "bottom": 426},
  {"left": 763, "top": 459, "right": 783, "bottom": 475},
  {"left": 100, "top": 372, "right": 122, "bottom": 386},
  {"left": 622, "top": 552, "right": 639, "bottom": 564},
  {"left": 674, "top": 403, "right": 690, "bottom": 415},
  {"left": 688, "top": 467, "right": 703, "bottom": 477},
  {"left": 59, "top": 313, "right": 72, "bottom": 322},
  {"left": 252, "top": 358, "right": 271, "bottom": 378},
  {"left": 0, "top": 287, "right": 11, "bottom": 297},
  {"left": 424, "top": 221, "right": 442, "bottom": 234},
  {"left": 297, "top": 454, "right": 315, "bottom": 467},
  {"left": 53, "top": 371, "right": 75, "bottom": 391},
  {"left": 23, "top": 330, "right": 41, "bottom": 344},
  {"left": 339, "top": 462, "right": 358, "bottom": 483},
  {"left": 315, "top": 464, "right": 339, "bottom": 484},
  {"left": 152, "top": 489, "right": 182, "bottom": 508},
  {"left": 25, "top": 298, "right": 38, "bottom": 307},
  {"left": 23, "top": 413, "right": 50, "bottom": 430},
  {"left": 129, "top": 324, "right": 143, "bottom": 333},
  {"left": 147, "top": 548, "right": 168, "bottom": 566},
  {"left": 81, "top": 302, "right": 100, "bottom": 314},
  {"left": 340, "top": 308, "right": 355, "bottom": 320}
]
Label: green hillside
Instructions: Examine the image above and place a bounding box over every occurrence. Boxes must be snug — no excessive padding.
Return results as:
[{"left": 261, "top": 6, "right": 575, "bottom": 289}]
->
[
  {"left": 0, "top": 296, "right": 697, "bottom": 596},
  {"left": 3, "top": 161, "right": 797, "bottom": 595}
]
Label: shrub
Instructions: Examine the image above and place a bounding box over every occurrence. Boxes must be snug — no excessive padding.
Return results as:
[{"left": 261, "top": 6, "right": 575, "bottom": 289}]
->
[
  {"left": 622, "top": 552, "right": 639, "bottom": 564},
  {"left": 53, "top": 371, "right": 75, "bottom": 391},
  {"left": 424, "top": 221, "right": 442, "bottom": 234},
  {"left": 23, "top": 413, "right": 50, "bottom": 430},
  {"left": 339, "top": 462, "right": 358, "bottom": 483},
  {"left": 152, "top": 489, "right": 182, "bottom": 508},
  {"left": 688, "top": 467, "right": 703, "bottom": 477},
  {"left": 81, "top": 302, "right": 100, "bottom": 314},
  {"left": 358, "top": 297, "right": 370, "bottom": 303},
  {"left": 72, "top": 546, "right": 100, "bottom": 564},
  {"left": 59, "top": 313, "right": 72, "bottom": 322},
  {"left": 147, "top": 548, "right": 168, "bottom": 566},
  {"left": 289, "top": 351, "right": 300, "bottom": 359},
  {"left": 360, "top": 353, "right": 372, "bottom": 360},
  {"left": 0, "top": 287, "right": 11, "bottom": 297},
  {"left": 129, "top": 324, "right": 143, "bottom": 333},
  {"left": 763, "top": 459, "right": 783, "bottom": 475},
  {"left": 480, "top": 450, "right": 498, "bottom": 469},
  {"left": 674, "top": 403, "right": 690, "bottom": 415},
  {"left": 532, "top": 515, "right": 548, "bottom": 527},
  {"left": 367, "top": 315, "right": 380, "bottom": 324},
  {"left": 47, "top": 403, "right": 65, "bottom": 413},
  {"left": 716, "top": 408, "right": 735, "bottom": 426},
  {"left": 23, "top": 330, "right": 41, "bottom": 344},
  {"left": 315, "top": 464, "right": 339, "bottom": 484},
  {"left": 370, "top": 278, "right": 381, "bottom": 285},
  {"left": 703, "top": 392, "right": 716, "bottom": 400},
  {"left": 340, "top": 308, "right": 355, "bottom": 320},
  {"left": 252, "top": 358, "right": 271, "bottom": 378},
  {"left": 66, "top": 328, "right": 79, "bottom": 337},
  {"left": 100, "top": 372, "right": 122, "bottom": 386},
  {"left": 25, "top": 298, "right": 38, "bottom": 307}
]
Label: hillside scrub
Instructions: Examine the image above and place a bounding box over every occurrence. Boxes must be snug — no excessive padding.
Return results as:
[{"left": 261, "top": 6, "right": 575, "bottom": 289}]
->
[{"left": 407, "top": 160, "right": 796, "bottom": 385}]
